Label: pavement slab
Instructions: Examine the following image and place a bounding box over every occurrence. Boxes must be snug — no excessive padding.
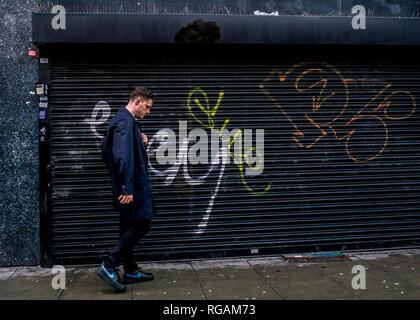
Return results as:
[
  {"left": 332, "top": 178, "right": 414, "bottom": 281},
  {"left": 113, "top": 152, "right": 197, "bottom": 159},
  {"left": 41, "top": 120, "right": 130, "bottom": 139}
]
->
[
  {"left": 0, "top": 266, "right": 65, "bottom": 300},
  {"left": 0, "top": 274, "right": 62, "bottom": 300},
  {"left": 0, "top": 267, "right": 17, "bottom": 280},
  {"left": 310, "top": 259, "right": 420, "bottom": 300},
  {"left": 191, "top": 261, "right": 280, "bottom": 300},
  {"left": 250, "top": 262, "right": 358, "bottom": 300},
  {"left": 352, "top": 252, "right": 420, "bottom": 288},
  {"left": 133, "top": 267, "right": 205, "bottom": 300}
]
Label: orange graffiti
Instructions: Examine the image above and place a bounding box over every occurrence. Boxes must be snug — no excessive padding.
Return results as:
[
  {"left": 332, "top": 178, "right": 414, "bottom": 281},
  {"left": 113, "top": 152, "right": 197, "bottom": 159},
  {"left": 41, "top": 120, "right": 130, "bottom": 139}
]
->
[{"left": 260, "top": 63, "right": 416, "bottom": 163}]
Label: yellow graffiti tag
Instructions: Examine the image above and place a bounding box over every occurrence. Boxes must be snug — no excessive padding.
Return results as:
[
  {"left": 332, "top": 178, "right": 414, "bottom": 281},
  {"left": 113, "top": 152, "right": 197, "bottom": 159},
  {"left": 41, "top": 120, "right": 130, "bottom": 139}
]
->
[{"left": 187, "top": 87, "right": 271, "bottom": 195}]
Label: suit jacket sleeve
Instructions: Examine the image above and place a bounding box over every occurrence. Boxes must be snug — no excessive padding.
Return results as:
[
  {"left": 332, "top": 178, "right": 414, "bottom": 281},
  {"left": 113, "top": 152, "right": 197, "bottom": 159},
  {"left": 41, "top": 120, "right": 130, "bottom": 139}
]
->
[{"left": 112, "top": 118, "right": 134, "bottom": 195}]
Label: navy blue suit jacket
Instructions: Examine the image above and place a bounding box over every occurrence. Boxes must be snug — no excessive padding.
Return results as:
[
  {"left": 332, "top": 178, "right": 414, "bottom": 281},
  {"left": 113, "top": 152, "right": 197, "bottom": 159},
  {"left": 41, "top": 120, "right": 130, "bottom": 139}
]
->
[{"left": 105, "top": 107, "right": 155, "bottom": 222}]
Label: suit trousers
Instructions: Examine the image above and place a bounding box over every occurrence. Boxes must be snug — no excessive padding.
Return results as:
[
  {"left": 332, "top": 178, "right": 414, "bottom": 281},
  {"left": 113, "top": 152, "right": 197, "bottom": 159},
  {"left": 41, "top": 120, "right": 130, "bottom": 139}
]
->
[{"left": 104, "top": 217, "right": 151, "bottom": 273}]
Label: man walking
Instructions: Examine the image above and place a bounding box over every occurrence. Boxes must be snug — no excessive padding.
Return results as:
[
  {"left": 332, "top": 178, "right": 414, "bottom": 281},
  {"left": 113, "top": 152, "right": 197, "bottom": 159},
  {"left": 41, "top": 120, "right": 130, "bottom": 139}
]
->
[{"left": 97, "top": 87, "right": 156, "bottom": 292}]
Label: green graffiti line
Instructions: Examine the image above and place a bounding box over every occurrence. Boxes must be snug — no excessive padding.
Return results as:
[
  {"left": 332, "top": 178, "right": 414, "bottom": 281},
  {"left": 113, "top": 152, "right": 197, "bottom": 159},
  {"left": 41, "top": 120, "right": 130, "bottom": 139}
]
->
[{"left": 187, "top": 87, "right": 271, "bottom": 195}]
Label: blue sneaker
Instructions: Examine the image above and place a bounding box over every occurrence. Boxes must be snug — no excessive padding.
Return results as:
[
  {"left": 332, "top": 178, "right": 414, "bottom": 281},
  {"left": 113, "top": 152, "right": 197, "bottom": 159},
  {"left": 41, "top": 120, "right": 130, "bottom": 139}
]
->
[
  {"left": 122, "top": 269, "right": 154, "bottom": 284},
  {"left": 96, "top": 263, "right": 126, "bottom": 292}
]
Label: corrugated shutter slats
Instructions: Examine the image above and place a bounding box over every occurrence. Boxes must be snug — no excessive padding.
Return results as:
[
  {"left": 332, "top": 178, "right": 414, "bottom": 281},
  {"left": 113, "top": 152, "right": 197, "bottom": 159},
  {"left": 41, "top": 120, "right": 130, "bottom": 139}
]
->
[{"left": 49, "top": 61, "right": 420, "bottom": 265}]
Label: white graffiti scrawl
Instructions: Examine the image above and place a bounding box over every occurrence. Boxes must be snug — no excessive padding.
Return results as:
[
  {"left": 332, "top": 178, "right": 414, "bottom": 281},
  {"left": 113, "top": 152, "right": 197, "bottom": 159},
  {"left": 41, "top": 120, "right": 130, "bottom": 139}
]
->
[
  {"left": 147, "top": 126, "right": 228, "bottom": 235},
  {"left": 84, "top": 100, "right": 111, "bottom": 138}
]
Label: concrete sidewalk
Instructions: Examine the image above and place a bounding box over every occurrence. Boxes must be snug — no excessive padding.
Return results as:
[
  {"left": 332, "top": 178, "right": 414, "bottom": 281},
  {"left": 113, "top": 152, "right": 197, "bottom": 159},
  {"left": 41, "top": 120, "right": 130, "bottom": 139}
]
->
[{"left": 0, "top": 249, "right": 419, "bottom": 300}]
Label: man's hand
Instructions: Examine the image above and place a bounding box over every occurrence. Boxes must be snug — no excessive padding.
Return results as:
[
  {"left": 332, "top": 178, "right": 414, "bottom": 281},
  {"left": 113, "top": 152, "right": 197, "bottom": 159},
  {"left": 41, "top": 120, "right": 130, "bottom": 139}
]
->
[
  {"left": 118, "top": 194, "right": 133, "bottom": 204},
  {"left": 142, "top": 133, "right": 148, "bottom": 146}
]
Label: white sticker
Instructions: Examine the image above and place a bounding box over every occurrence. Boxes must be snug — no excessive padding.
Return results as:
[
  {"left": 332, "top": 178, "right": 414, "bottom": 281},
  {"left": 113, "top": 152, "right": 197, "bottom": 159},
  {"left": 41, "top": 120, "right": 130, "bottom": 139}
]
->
[{"left": 40, "top": 58, "right": 49, "bottom": 64}]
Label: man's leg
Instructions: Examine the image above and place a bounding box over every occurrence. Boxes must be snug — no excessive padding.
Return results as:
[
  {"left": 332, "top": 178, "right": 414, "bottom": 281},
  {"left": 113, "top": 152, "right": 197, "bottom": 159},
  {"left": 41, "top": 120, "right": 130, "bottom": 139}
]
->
[
  {"left": 121, "top": 219, "right": 151, "bottom": 273},
  {"left": 96, "top": 217, "right": 130, "bottom": 292},
  {"left": 103, "top": 217, "right": 137, "bottom": 269},
  {"left": 120, "top": 219, "right": 154, "bottom": 283},
  {"left": 98, "top": 216, "right": 152, "bottom": 288}
]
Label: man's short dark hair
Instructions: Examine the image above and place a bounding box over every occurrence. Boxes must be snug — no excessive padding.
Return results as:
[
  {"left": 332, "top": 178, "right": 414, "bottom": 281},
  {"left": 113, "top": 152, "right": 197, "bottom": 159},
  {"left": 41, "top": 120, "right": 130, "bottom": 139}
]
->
[{"left": 129, "top": 87, "right": 154, "bottom": 102}]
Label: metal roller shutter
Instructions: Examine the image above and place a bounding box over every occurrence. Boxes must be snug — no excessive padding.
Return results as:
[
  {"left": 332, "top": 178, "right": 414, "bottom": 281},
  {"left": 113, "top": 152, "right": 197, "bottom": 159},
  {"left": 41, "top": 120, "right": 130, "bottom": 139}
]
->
[{"left": 48, "top": 59, "right": 420, "bottom": 265}]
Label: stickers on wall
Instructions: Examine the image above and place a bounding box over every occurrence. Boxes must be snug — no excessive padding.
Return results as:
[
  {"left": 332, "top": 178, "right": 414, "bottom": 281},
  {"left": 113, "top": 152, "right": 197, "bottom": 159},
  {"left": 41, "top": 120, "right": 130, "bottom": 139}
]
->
[
  {"left": 39, "top": 102, "right": 48, "bottom": 109},
  {"left": 40, "top": 58, "right": 49, "bottom": 64},
  {"left": 36, "top": 83, "right": 48, "bottom": 96},
  {"left": 39, "top": 110, "right": 46, "bottom": 120}
]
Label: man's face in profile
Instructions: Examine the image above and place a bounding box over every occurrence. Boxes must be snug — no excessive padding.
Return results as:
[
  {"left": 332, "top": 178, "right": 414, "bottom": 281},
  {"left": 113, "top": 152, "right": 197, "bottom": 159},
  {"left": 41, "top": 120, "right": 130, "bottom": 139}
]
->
[{"left": 134, "top": 98, "right": 153, "bottom": 119}]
